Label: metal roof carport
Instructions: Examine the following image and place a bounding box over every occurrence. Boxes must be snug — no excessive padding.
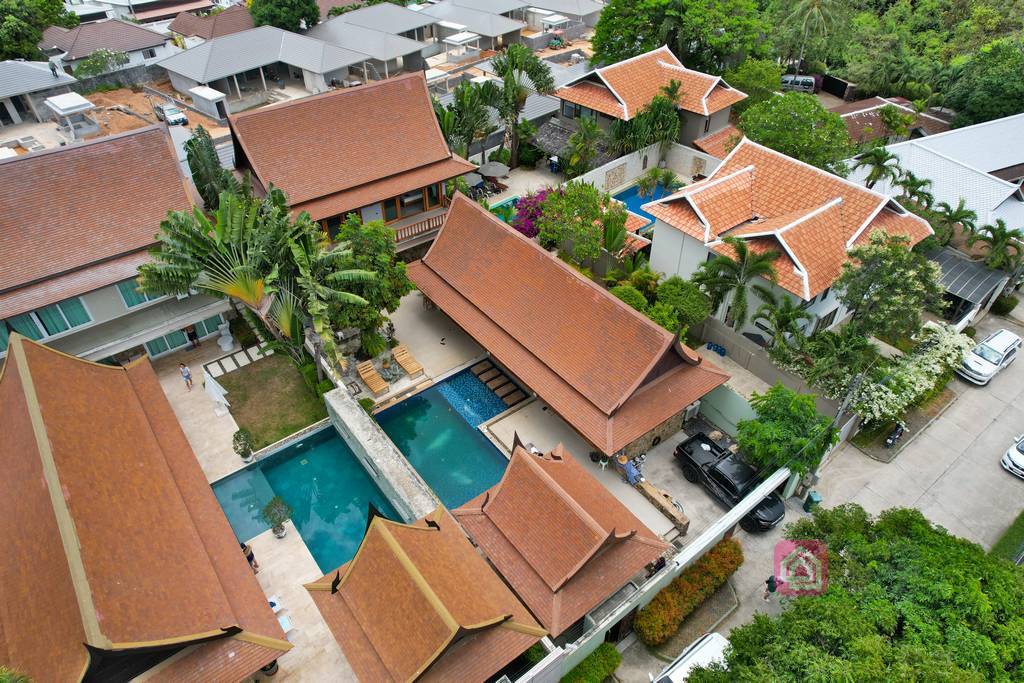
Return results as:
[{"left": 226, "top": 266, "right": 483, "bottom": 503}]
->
[{"left": 928, "top": 248, "right": 1008, "bottom": 306}]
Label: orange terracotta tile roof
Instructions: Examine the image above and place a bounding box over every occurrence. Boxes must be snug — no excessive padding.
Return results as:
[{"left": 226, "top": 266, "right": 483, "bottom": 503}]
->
[
  {"left": 407, "top": 196, "right": 728, "bottom": 454},
  {"left": 555, "top": 46, "right": 746, "bottom": 120},
  {"left": 646, "top": 138, "right": 933, "bottom": 299},
  {"left": 454, "top": 445, "right": 668, "bottom": 636},
  {"left": 832, "top": 96, "right": 950, "bottom": 144},
  {"left": 230, "top": 73, "right": 474, "bottom": 218},
  {"left": 307, "top": 507, "right": 544, "bottom": 683},
  {"left": 168, "top": 5, "right": 254, "bottom": 40},
  {"left": 0, "top": 336, "right": 290, "bottom": 682},
  {"left": 0, "top": 126, "right": 193, "bottom": 315},
  {"left": 692, "top": 124, "right": 742, "bottom": 159}
]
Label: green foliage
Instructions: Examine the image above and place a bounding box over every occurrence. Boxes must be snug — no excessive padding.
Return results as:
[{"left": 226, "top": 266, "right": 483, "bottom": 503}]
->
[
  {"left": 560, "top": 643, "right": 622, "bottom": 683},
  {"left": 434, "top": 80, "right": 498, "bottom": 163},
  {"left": 723, "top": 58, "right": 784, "bottom": 112},
  {"left": 657, "top": 276, "right": 712, "bottom": 329},
  {"left": 877, "top": 103, "right": 916, "bottom": 138},
  {"left": 0, "top": 0, "right": 78, "bottom": 60},
  {"left": 635, "top": 538, "right": 743, "bottom": 646},
  {"left": 602, "top": 220, "right": 626, "bottom": 254},
  {"left": 992, "top": 294, "right": 1020, "bottom": 316},
  {"left": 250, "top": 0, "right": 319, "bottom": 31},
  {"left": 358, "top": 397, "right": 376, "bottom": 415},
  {"left": 610, "top": 284, "right": 649, "bottom": 312},
  {"left": 489, "top": 44, "right": 554, "bottom": 167},
  {"left": 836, "top": 230, "right": 944, "bottom": 341},
  {"left": 360, "top": 329, "right": 388, "bottom": 358},
  {"left": 752, "top": 290, "right": 812, "bottom": 350},
  {"left": 316, "top": 379, "right": 334, "bottom": 396},
  {"left": 298, "top": 362, "right": 318, "bottom": 393},
  {"left": 72, "top": 49, "right": 129, "bottom": 77},
  {"left": 536, "top": 182, "right": 625, "bottom": 265},
  {"left": 517, "top": 142, "right": 544, "bottom": 168},
  {"left": 327, "top": 3, "right": 362, "bottom": 16},
  {"left": 738, "top": 92, "right": 852, "bottom": 174},
  {"left": 488, "top": 147, "right": 511, "bottom": 164},
  {"left": 646, "top": 301, "right": 681, "bottom": 332},
  {"left": 610, "top": 91, "right": 681, "bottom": 157},
  {"left": 563, "top": 116, "right": 604, "bottom": 179},
  {"left": 261, "top": 495, "right": 292, "bottom": 529},
  {"left": 691, "top": 505, "right": 1024, "bottom": 681},
  {"left": 947, "top": 37, "right": 1024, "bottom": 127},
  {"left": 232, "top": 428, "right": 255, "bottom": 460},
  {"left": 991, "top": 507, "right": 1024, "bottom": 562},
  {"left": 692, "top": 236, "right": 778, "bottom": 330},
  {"left": 230, "top": 314, "right": 259, "bottom": 347},
  {"left": 185, "top": 125, "right": 245, "bottom": 210},
  {"left": 963, "top": 325, "right": 977, "bottom": 338},
  {"left": 524, "top": 643, "right": 548, "bottom": 665},
  {"left": 0, "top": 667, "right": 32, "bottom": 683},
  {"left": 931, "top": 198, "right": 978, "bottom": 246},
  {"left": 967, "top": 219, "right": 1024, "bottom": 272},
  {"left": 737, "top": 383, "right": 837, "bottom": 474}
]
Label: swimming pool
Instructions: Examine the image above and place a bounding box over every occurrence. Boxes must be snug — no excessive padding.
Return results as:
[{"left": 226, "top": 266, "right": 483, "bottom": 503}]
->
[
  {"left": 613, "top": 183, "right": 671, "bottom": 228},
  {"left": 490, "top": 195, "right": 520, "bottom": 223},
  {"left": 212, "top": 426, "right": 398, "bottom": 573},
  {"left": 376, "top": 369, "right": 510, "bottom": 509}
]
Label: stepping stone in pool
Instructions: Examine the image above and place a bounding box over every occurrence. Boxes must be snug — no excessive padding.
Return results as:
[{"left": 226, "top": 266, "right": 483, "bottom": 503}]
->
[
  {"left": 479, "top": 368, "right": 501, "bottom": 383},
  {"left": 487, "top": 376, "right": 509, "bottom": 390},
  {"left": 494, "top": 382, "right": 516, "bottom": 398},
  {"left": 471, "top": 360, "right": 493, "bottom": 376},
  {"left": 503, "top": 390, "right": 526, "bottom": 406}
]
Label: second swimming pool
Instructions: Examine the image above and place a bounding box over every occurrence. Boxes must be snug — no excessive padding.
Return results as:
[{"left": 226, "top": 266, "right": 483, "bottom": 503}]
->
[{"left": 613, "top": 182, "right": 670, "bottom": 228}]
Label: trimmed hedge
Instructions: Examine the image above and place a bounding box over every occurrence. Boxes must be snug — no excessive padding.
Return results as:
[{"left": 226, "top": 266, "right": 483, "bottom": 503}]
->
[
  {"left": 634, "top": 538, "right": 744, "bottom": 646},
  {"left": 560, "top": 643, "right": 621, "bottom": 683},
  {"left": 992, "top": 294, "right": 1019, "bottom": 317}
]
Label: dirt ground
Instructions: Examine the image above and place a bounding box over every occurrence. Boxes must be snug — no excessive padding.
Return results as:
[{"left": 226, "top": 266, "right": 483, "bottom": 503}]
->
[{"left": 85, "top": 83, "right": 228, "bottom": 137}]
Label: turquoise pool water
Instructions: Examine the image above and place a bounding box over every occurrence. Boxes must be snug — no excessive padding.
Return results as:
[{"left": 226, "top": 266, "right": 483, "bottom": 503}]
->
[
  {"left": 376, "top": 369, "right": 510, "bottom": 509},
  {"left": 613, "top": 183, "right": 670, "bottom": 228},
  {"left": 490, "top": 195, "right": 520, "bottom": 223},
  {"left": 212, "top": 426, "right": 398, "bottom": 573}
]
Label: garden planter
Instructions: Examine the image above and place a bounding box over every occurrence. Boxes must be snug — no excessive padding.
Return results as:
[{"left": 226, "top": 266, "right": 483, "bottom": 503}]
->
[
  {"left": 272, "top": 524, "right": 287, "bottom": 539},
  {"left": 260, "top": 660, "right": 279, "bottom": 676}
]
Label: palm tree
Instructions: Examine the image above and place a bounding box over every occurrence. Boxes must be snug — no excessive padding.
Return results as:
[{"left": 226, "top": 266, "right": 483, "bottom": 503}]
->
[
  {"left": 851, "top": 147, "right": 902, "bottom": 190},
  {"left": 693, "top": 237, "right": 779, "bottom": 330},
  {"left": 489, "top": 44, "right": 554, "bottom": 167},
  {"left": 895, "top": 170, "right": 934, "bottom": 208},
  {"left": 967, "top": 219, "right": 1024, "bottom": 272},
  {"left": 452, "top": 80, "right": 498, "bottom": 163},
  {"left": 932, "top": 198, "right": 977, "bottom": 246},
  {"left": 789, "top": 0, "right": 841, "bottom": 74},
  {"left": 804, "top": 326, "right": 878, "bottom": 386},
  {"left": 753, "top": 290, "right": 812, "bottom": 349},
  {"left": 564, "top": 116, "right": 604, "bottom": 178}
]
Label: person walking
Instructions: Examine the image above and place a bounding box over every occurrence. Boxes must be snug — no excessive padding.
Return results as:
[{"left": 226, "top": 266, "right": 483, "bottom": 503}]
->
[
  {"left": 241, "top": 542, "right": 259, "bottom": 574},
  {"left": 179, "top": 362, "right": 193, "bottom": 391},
  {"left": 763, "top": 575, "right": 778, "bottom": 601},
  {"left": 185, "top": 324, "right": 200, "bottom": 349}
]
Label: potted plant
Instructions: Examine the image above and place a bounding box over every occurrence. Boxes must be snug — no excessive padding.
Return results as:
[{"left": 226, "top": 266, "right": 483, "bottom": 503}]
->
[
  {"left": 262, "top": 496, "right": 292, "bottom": 539},
  {"left": 233, "top": 428, "right": 255, "bottom": 463}
]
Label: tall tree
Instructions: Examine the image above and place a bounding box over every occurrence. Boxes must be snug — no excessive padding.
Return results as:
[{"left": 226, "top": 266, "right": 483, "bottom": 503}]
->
[
  {"left": 737, "top": 383, "right": 836, "bottom": 473},
  {"left": 753, "top": 290, "right": 812, "bottom": 349},
  {"left": 931, "top": 198, "right": 977, "bottom": 246},
  {"left": 563, "top": 116, "right": 604, "bottom": 179},
  {"left": 592, "top": 0, "right": 670, "bottom": 64},
  {"left": 967, "top": 219, "right": 1024, "bottom": 272},
  {"left": 723, "top": 59, "right": 784, "bottom": 113},
  {"left": 658, "top": 0, "right": 771, "bottom": 73},
  {"left": 877, "top": 103, "right": 916, "bottom": 139},
  {"left": 610, "top": 88, "right": 682, "bottom": 158},
  {"left": 850, "top": 146, "right": 902, "bottom": 189},
  {"left": 895, "top": 170, "right": 934, "bottom": 208},
  {"left": 693, "top": 236, "right": 779, "bottom": 329},
  {"left": 250, "top": 0, "right": 319, "bottom": 31},
  {"left": 489, "top": 44, "right": 554, "bottom": 167},
  {"left": 185, "top": 125, "right": 244, "bottom": 210},
  {"left": 834, "top": 230, "right": 944, "bottom": 340},
  {"left": 788, "top": 0, "right": 841, "bottom": 74},
  {"left": 434, "top": 80, "right": 498, "bottom": 162},
  {"left": 946, "top": 37, "right": 1024, "bottom": 127},
  {"left": 0, "top": 0, "right": 77, "bottom": 60},
  {"left": 737, "top": 92, "right": 852, "bottom": 174}
]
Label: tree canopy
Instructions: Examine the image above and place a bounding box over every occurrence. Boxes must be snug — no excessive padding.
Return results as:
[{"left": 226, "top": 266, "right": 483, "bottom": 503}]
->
[
  {"left": 536, "top": 182, "right": 626, "bottom": 265},
  {"left": 737, "top": 383, "right": 836, "bottom": 474},
  {"left": 723, "top": 58, "right": 784, "bottom": 113},
  {"left": 946, "top": 37, "right": 1024, "bottom": 127},
  {"left": 737, "top": 92, "right": 852, "bottom": 174},
  {"left": 250, "top": 0, "right": 319, "bottom": 32},
  {"left": 0, "top": 0, "right": 77, "bottom": 60}
]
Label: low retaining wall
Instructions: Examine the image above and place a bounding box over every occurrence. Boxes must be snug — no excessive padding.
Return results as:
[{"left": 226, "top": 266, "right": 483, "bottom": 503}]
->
[{"left": 324, "top": 388, "right": 438, "bottom": 522}]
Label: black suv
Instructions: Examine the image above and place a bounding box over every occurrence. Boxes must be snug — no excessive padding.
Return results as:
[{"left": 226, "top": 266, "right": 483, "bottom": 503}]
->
[{"left": 674, "top": 433, "right": 785, "bottom": 532}]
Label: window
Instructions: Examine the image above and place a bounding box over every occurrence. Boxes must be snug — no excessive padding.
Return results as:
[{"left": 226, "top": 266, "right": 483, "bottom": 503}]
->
[
  {"left": 0, "top": 297, "right": 92, "bottom": 353},
  {"left": 142, "top": 48, "right": 157, "bottom": 59},
  {"left": 118, "top": 278, "right": 161, "bottom": 308},
  {"left": 815, "top": 307, "right": 839, "bottom": 333},
  {"left": 821, "top": 287, "right": 830, "bottom": 300},
  {"left": 425, "top": 183, "right": 441, "bottom": 209},
  {"left": 800, "top": 294, "right": 817, "bottom": 309},
  {"left": 704, "top": 117, "right": 711, "bottom": 134},
  {"left": 561, "top": 100, "right": 580, "bottom": 119},
  {"left": 382, "top": 197, "right": 399, "bottom": 222},
  {"left": 400, "top": 188, "right": 425, "bottom": 217}
]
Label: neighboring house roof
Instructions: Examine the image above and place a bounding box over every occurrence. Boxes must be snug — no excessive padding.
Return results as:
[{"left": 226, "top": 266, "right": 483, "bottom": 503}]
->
[
  {"left": 315, "top": 0, "right": 361, "bottom": 20},
  {"left": 133, "top": 0, "right": 214, "bottom": 21},
  {"left": 454, "top": 445, "right": 669, "bottom": 636},
  {"left": 0, "top": 126, "right": 193, "bottom": 320},
  {"left": 0, "top": 336, "right": 291, "bottom": 682},
  {"left": 451, "top": 0, "right": 528, "bottom": 13},
  {"left": 556, "top": 45, "right": 746, "bottom": 119},
  {"left": 40, "top": 18, "right": 166, "bottom": 61},
  {"left": 306, "top": 506, "right": 544, "bottom": 683},
  {"left": 229, "top": 72, "right": 474, "bottom": 220},
  {"left": 831, "top": 96, "right": 950, "bottom": 144},
  {"left": 0, "top": 60, "right": 76, "bottom": 99},
  {"left": 158, "top": 25, "right": 366, "bottom": 83},
  {"left": 340, "top": 1, "right": 438, "bottom": 33},
  {"left": 418, "top": 0, "right": 526, "bottom": 38},
  {"left": 530, "top": 0, "right": 603, "bottom": 16},
  {"left": 437, "top": 79, "right": 559, "bottom": 127},
  {"left": 407, "top": 196, "right": 729, "bottom": 454},
  {"left": 646, "top": 138, "right": 933, "bottom": 300},
  {"left": 307, "top": 14, "right": 428, "bottom": 62},
  {"left": 168, "top": 5, "right": 254, "bottom": 40},
  {"left": 928, "top": 247, "right": 1007, "bottom": 305},
  {"left": 692, "top": 123, "right": 742, "bottom": 160}
]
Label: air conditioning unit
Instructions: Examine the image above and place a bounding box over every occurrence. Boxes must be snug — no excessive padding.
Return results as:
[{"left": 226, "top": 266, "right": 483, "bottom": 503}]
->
[{"left": 683, "top": 400, "right": 701, "bottom": 423}]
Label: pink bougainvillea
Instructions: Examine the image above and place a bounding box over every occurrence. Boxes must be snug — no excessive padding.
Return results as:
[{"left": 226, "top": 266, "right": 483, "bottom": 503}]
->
[{"left": 511, "top": 188, "right": 554, "bottom": 239}]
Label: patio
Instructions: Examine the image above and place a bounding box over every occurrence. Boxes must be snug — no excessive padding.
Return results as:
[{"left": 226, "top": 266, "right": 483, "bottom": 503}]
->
[{"left": 490, "top": 164, "right": 561, "bottom": 204}]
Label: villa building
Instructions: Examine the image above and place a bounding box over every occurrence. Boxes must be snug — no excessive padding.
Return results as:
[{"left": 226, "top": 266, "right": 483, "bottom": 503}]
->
[
  {"left": 0, "top": 335, "right": 290, "bottom": 680},
  {"left": 0, "top": 125, "right": 231, "bottom": 363},
  {"left": 646, "top": 137, "right": 933, "bottom": 340},
  {"left": 454, "top": 444, "right": 670, "bottom": 639},
  {"left": 40, "top": 18, "right": 175, "bottom": 74},
  {"left": 831, "top": 96, "right": 950, "bottom": 146},
  {"left": 408, "top": 195, "right": 729, "bottom": 457},
  {"left": 168, "top": 5, "right": 255, "bottom": 46},
  {"left": 0, "top": 60, "right": 77, "bottom": 129},
  {"left": 229, "top": 72, "right": 475, "bottom": 248},
  {"left": 306, "top": 506, "right": 545, "bottom": 682}
]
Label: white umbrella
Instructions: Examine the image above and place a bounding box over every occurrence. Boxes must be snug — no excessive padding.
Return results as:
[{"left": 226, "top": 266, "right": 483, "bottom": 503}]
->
[
  {"left": 463, "top": 172, "right": 484, "bottom": 186},
  {"left": 478, "top": 161, "right": 510, "bottom": 177}
]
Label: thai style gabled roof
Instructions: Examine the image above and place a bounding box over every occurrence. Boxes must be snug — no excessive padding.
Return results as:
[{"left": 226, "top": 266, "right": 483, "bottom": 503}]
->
[
  {"left": 454, "top": 445, "right": 669, "bottom": 635},
  {"left": 306, "top": 506, "right": 544, "bottom": 682}
]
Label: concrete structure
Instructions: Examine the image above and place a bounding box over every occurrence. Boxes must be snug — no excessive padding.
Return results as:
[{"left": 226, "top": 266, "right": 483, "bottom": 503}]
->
[
  {"left": 306, "top": 13, "right": 430, "bottom": 78},
  {"left": 0, "top": 60, "right": 77, "bottom": 128},
  {"left": 417, "top": 0, "right": 526, "bottom": 51},
  {"left": 44, "top": 91, "right": 98, "bottom": 140}
]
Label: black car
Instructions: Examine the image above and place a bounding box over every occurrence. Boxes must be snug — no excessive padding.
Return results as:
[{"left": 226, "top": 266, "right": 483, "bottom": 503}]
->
[{"left": 674, "top": 433, "right": 786, "bottom": 532}]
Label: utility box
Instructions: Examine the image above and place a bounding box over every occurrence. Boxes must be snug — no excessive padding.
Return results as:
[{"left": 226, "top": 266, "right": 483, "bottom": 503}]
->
[{"left": 803, "top": 490, "right": 822, "bottom": 513}]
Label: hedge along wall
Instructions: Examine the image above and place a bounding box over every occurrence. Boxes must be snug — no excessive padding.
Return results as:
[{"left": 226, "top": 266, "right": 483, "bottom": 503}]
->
[{"left": 634, "top": 537, "right": 744, "bottom": 646}]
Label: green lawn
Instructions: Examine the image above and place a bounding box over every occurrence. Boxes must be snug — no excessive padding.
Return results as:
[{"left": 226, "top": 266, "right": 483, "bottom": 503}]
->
[
  {"left": 218, "top": 353, "right": 327, "bottom": 449},
  {"left": 991, "top": 508, "right": 1024, "bottom": 563}
]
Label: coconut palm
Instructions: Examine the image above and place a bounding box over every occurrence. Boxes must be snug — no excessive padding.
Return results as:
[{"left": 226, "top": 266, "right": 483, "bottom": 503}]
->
[
  {"left": 895, "top": 170, "right": 934, "bottom": 208},
  {"left": 693, "top": 237, "right": 780, "bottom": 330},
  {"left": 753, "top": 290, "right": 813, "bottom": 349},
  {"left": 453, "top": 80, "right": 499, "bottom": 163},
  {"left": 563, "top": 116, "right": 604, "bottom": 178},
  {"left": 636, "top": 167, "right": 684, "bottom": 199},
  {"left": 489, "top": 44, "right": 554, "bottom": 167},
  {"left": 967, "top": 219, "right": 1024, "bottom": 272},
  {"left": 789, "top": 0, "right": 841, "bottom": 74},
  {"left": 804, "top": 325, "right": 879, "bottom": 386},
  {"left": 932, "top": 198, "right": 978, "bottom": 246},
  {"left": 851, "top": 146, "right": 902, "bottom": 190}
]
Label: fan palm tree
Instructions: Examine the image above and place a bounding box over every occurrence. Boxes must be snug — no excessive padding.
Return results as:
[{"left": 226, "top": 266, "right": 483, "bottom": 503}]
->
[
  {"left": 895, "top": 170, "right": 934, "bottom": 208},
  {"left": 851, "top": 147, "right": 902, "bottom": 190},
  {"left": 489, "top": 44, "right": 554, "bottom": 167},
  {"left": 967, "top": 219, "right": 1024, "bottom": 272},
  {"left": 563, "top": 116, "right": 604, "bottom": 178},
  {"left": 753, "top": 290, "right": 813, "bottom": 349},
  {"left": 789, "top": 0, "right": 841, "bottom": 74},
  {"left": 932, "top": 198, "right": 978, "bottom": 246},
  {"left": 693, "top": 237, "right": 779, "bottom": 330}
]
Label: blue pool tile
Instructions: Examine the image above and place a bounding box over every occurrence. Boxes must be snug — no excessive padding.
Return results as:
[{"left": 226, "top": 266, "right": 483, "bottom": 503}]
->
[{"left": 613, "top": 183, "right": 671, "bottom": 227}]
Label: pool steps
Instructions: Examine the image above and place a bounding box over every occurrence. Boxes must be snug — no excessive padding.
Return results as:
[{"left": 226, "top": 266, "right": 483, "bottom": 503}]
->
[{"left": 470, "top": 360, "right": 527, "bottom": 408}]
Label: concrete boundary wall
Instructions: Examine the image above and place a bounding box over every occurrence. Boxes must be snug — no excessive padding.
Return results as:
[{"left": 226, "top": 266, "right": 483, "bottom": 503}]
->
[
  {"left": 324, "top": 388, "right": 438, "bottom": 523},
  {"left": 575, "top": 143, "right": 722, "bottom": 195}
]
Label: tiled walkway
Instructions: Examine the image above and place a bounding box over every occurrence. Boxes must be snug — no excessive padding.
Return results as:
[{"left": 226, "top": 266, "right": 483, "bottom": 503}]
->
[{"left": 203, "top": 342, "right": 274, "bottom": 378}]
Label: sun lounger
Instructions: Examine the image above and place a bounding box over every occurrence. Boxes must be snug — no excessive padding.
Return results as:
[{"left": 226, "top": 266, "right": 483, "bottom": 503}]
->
[
  {"left": 392, "top": 345, "right": 424, "bottom": 378},
  {"left": 357, "top": 361, "right": 389, "bottom": 396}
]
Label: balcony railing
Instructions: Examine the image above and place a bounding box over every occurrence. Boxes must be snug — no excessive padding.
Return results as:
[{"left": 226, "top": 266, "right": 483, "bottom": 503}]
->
[{"left": 391, "top": 196, "right": 451, "bottom": 249}]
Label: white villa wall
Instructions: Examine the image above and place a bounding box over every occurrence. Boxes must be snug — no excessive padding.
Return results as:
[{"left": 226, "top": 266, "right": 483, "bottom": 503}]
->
[{"left": 574, "top": 143, "right": 721, "bottom": 195}]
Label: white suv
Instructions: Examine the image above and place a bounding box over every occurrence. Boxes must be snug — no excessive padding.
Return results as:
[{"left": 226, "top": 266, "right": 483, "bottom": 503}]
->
[
  {"left": 1002, "top": 435, "right": 1024, "bottom": 480},
  {"left": 956, "top": 328, "right": 1021, "bottom": 385}
]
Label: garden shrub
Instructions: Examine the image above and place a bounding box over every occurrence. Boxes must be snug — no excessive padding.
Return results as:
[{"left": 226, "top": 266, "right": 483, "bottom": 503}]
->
[
  {"left": 560, "top": 643, "right": 621, "bottom": 683},
  {"left": 657, "top": 276, "right": 712, "bottom": 329},
  {"left": 992, "top": 294, "right": 1019, "bottom": 316},
  {"left": 634, "top": 538, "right": 743, "bottom": 646},
  {"left": 646, "top": 301, "right": 680, "bottom": 332},
  {"left": 298, "top": 363, "right": 318, "bottom": 393},
  {"left": 488, "top": 148, "right": 511, "bottom": 164},
  {"left": 230, "top": 315, "right": 259, "bottom": 347},
  {"left": 511, "top": 188, "right": 550, "bottom": 239},
  {"left": 963, "top": 326, "right": 977, "bottom": 338},
  {"left": 358, "top": 397, "right": 376, "bottom": 415},
  {"left": 518, "top": 143, "right": 544, "bottom": 168},
  {"left": 610, "top": 285, "right": 648, "bottom": 313},
  {"left": 316, "top": 379, "right": 334, "bottom": 396},
  {"left": 524, "top": 643, "right": 548, "bottom": 665}
]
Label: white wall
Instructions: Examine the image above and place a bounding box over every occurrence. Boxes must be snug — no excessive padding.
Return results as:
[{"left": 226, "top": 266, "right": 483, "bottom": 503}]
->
[{"left": 574, "top": 143, "right": 721, "bottom": 195}]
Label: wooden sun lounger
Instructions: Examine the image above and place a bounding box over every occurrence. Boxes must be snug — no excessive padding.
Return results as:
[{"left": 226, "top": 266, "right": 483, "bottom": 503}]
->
[
  {"left": 357, "top": 361, "right": 389, "bottom": 396},
  {"left": 392, "top": 345, "right": 424, "bottom": 379}
]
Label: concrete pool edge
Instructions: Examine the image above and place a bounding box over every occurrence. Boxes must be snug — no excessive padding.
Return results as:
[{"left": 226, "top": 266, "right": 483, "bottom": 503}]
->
[{"left": 209, "top": 417, "right": 332, "bottom": 485}]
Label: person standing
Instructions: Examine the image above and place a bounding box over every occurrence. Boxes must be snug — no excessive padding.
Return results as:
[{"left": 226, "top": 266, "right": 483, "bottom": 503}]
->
[
  {"left": 179, "top": 362, "right": 193, "bottom": 391},
  {"left": 763, "top": 575, "right": 778, "bottom": 601},
  {"left": 185, "top": 324, "right": 200, "bottom": 349},
  {"left": 241, "top": 542, "right": 259, "bottom": 574}
]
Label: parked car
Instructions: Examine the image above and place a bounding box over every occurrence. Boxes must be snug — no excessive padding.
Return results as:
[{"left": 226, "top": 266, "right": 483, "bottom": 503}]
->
[
  {"left": 154, "top": 103, "right": 188, "bottom": 126},
  {"left": 956, "top": 328, "right": 1021, "bottom": 385},
  {"left": 650, "top": 632, "right": 729, "bottom": 682},
  {"left": 781, "top": 74, "right": 816, "bottom": 93},
  {"left": 674, "top": 433, "right": 786, "bottom": 532},
  {"left": 1001, "top": 435, "right": 1024, "bottom": 480}
]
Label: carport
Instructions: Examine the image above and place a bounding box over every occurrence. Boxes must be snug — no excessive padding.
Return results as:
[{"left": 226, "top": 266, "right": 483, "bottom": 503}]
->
[{"left": 928, "top": 248, "right": 1008, "bottom": 324}]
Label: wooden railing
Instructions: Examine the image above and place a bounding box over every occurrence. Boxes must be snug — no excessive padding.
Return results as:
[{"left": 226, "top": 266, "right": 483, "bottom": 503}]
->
[{"left": 393, "top": 211, "right": 447, "bottom": 246}]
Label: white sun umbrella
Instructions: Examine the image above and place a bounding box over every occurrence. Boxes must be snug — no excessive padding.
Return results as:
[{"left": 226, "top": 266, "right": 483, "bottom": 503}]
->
[
  {"left": 463, "top": 172, "right": 484, "bottom": 186},
  {"left": 478, "top": 161, "right": 510, "bottom": 177}
]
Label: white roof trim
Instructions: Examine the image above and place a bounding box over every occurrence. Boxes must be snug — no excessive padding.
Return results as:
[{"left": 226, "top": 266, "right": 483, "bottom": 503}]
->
[
  {"left": 728, "top": 197, "right": 844, "bottom": 240},
  {"left": 645, "top": 164, "right": 755, "bottom": 208},
  {"left": 775, "top": 232, "right": 812, "bottom": 300}
]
